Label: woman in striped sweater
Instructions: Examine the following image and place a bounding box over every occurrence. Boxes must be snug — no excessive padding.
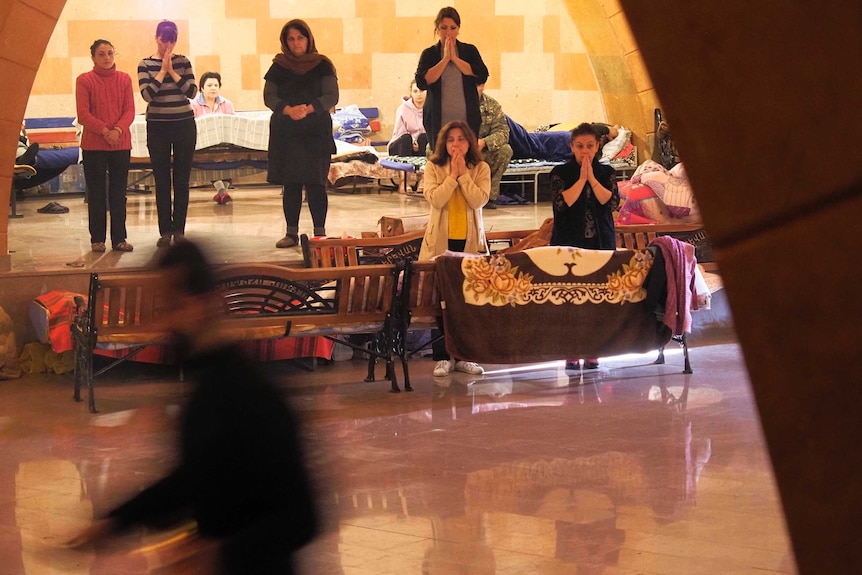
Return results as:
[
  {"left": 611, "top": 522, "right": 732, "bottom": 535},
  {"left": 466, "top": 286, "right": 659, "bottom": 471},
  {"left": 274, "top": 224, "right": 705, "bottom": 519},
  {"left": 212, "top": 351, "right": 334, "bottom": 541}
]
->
[
  {"left": 76, "top": 39, "right": 136, "bottom": 253},
  {"left": 138, "top": 20, "right": 197, "bottom": 247}
]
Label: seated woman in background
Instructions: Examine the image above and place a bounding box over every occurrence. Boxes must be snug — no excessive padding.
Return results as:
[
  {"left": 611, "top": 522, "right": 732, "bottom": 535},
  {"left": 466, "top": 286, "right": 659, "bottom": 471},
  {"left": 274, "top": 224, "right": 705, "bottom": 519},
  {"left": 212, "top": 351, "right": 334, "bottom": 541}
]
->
[
  {"left": 387, "top": 80, "right": 428, "bottom": 156},
  {"left": 190, "top": 71, "right": 235, "bottom": 117},
  {"left": 191, "top": 71, "right": 236, "bottom": 204}
]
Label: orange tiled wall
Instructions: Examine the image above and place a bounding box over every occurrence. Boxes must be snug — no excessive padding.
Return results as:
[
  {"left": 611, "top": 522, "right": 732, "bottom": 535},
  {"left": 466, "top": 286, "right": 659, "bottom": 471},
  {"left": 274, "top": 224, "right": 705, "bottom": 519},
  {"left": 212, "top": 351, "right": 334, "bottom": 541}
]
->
[
  {"left": 25, "top": 0, "right": 639, "bottom": 138},
  {"left": 3, "top": 0, "right": 651, "bottom": 258}
]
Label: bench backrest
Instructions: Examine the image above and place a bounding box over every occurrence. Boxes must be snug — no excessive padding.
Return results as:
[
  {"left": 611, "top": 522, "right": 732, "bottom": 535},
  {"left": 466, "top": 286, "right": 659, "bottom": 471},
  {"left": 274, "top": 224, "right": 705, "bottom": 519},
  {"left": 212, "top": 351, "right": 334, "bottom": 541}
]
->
[
  {"left": 302, "top": 228, "right": 536, "bottom": 269},
  {"left": 485, "top": 229, "right": 536, "bottom": 252},
  {"left": 301, "top": 231, "right": 425, "bottom": 268},
  {"left": 82, "top": 264, "right": 399, "bottom": 345},
  {"left": 212, "top": 263, "right": 396, "bottom": 339},
  {"left": 615, "top": 223, "right": 703, "bottom": 250},
  {"left": 85, "top": 271, "right": 173, "bottom": 344}
]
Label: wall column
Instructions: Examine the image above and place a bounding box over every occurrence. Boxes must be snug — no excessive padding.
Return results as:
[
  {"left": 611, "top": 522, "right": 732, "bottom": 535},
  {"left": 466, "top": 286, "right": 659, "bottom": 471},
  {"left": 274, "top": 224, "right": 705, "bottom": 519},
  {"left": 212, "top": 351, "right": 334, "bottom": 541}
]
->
[{"left": 0, "top": 0, "right": 66, "bottom": 271}]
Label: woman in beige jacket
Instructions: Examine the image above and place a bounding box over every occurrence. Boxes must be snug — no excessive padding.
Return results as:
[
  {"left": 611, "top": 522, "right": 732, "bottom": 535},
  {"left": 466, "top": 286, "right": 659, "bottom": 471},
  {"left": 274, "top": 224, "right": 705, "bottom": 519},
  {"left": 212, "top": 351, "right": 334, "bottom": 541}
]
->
[
  {"left": 419, "top": 120, "right": 490, "bottom": 377},
  {"left": 419, "top": 121, "right": 490, "bottom": 259}
]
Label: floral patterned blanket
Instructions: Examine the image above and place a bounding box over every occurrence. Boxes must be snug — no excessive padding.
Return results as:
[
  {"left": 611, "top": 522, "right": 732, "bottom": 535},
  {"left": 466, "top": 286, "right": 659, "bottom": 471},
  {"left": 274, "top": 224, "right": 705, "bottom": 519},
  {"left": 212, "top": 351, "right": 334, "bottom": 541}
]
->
[{"left": 434, "top": 247, "right": 673, "bottom": 364}]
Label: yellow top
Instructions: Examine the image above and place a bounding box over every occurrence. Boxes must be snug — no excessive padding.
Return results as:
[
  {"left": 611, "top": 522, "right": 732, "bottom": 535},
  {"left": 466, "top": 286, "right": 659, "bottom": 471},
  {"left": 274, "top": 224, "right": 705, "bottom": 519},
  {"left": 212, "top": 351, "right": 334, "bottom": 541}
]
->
[{"left": 447, "top": 186, "right": 468, "bottom": 240}]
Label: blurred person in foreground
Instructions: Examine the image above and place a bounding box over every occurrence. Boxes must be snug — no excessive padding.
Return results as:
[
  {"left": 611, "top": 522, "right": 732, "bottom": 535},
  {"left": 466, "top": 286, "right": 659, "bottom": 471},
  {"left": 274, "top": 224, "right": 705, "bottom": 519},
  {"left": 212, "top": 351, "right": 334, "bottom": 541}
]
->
[{"left": 66, "top": 239, "right": 320, "bottom": 574}]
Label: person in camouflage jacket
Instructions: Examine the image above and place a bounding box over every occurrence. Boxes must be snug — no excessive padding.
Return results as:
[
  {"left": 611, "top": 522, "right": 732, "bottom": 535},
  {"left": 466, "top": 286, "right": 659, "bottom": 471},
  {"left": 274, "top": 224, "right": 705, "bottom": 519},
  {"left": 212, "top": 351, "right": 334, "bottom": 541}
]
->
[{"left": 477, "top": 84, "right": 513, "bottom": 207}]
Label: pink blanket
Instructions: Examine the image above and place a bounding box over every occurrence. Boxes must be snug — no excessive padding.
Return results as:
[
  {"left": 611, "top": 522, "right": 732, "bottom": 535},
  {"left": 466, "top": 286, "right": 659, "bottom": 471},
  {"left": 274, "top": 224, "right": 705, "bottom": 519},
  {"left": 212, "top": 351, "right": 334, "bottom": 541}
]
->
[{"left": 650, "top": 236, "right": 697, "bottom": 335}]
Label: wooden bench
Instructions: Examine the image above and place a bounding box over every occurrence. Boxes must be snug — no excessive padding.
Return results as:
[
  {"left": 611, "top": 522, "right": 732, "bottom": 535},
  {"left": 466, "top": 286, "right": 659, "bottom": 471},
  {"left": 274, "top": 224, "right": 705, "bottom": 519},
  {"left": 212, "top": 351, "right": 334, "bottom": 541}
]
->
[
  {"left": 301, "top": 229, "right": 537, "bottom": 269},
  {"left": 71, "top": 263, "right": 413, "bottom": 413},
  {"left": 301, "top": 231, "right": 425, "bottom": 269},
  {"left": 430, "top": 248, "right": 693, "bottom": 374},
  {"left": 298, "top": 231, "right": 698, "bottom": 380},
  {"left": 299, "top": 229, "right": 535, "bottom": 382},
  {"left": 10, "top": 164, "right": 37, "bottom": 218},
  {"left": 615, "top": 223, "right": 703, "bottom": 249},
  {"left": 615, "top": 223, "right": 715, "bottom": 271}
]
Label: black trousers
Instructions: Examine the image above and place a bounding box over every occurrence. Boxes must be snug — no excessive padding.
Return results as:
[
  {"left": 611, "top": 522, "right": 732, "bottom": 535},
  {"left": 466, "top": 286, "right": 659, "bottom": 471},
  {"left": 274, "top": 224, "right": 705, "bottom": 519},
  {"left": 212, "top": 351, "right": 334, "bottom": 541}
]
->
[
  {"left": 282, "top": 183, "right": 327, "bottom": 234},
  {"left": 387, "top": 133, "right": 428, "bottom": 157},
  {"left": 147, "top": 118, "right": 196, "bottom": 236},
  {"left": 82, "top": 149, "right": 131, "bottom": 246}
]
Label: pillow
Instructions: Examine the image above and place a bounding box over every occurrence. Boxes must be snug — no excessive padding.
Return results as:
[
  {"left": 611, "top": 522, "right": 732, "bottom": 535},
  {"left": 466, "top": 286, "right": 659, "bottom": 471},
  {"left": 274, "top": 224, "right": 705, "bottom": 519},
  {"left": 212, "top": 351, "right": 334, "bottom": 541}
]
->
[
  {"left": 616, "top": 204, "right": 658, "bottom": 225},
  {"left": 614, "top": 142, "right": 633, "bottom": 160},
  {"left": 668, "top": 161, "right": 687, "bottom": 179},
  {"left": 659, "top": 174, "right": 698, "bottom": 220},
  {"left": 617, "top": 180, "right": 634, "bottom": 200},
  {"left": 600, "top": 127, "right": 631, "bottom": 162},
  {"left": 609, "top": 142, "right": 636, "bottom": 169},
  {"left": 616, "top": 183, "right": 668, "bottom": 224},
  {"left": 331, "top": 105, "right": 371, "bottom": 144},
  {"left": 631, "top": 159, "right": 668, "bottom": 184}
]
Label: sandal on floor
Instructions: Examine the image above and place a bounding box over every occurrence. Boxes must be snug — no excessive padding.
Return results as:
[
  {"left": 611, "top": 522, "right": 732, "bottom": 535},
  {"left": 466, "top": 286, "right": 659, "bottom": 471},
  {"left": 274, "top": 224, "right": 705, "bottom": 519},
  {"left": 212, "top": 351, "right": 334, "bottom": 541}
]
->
[
  {"left": 276, "top": 234, "right": 299, "bottom": 248},
  {"left": 113, "top": 241, "right": 134, "bottom": 252},
  {"left": 38, "top": 202, "right": 70, "bottom": 214},
  {"left": 91, "top": 242, "right": 106, "bottom": 253}
]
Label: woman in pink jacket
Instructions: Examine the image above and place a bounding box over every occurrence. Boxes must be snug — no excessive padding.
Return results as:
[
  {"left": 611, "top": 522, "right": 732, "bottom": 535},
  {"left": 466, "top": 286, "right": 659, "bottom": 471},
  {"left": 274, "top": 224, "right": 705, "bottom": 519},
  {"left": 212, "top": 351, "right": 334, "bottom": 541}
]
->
[{"left": 76, "top": 39, "right": 136, "bottom": 253}]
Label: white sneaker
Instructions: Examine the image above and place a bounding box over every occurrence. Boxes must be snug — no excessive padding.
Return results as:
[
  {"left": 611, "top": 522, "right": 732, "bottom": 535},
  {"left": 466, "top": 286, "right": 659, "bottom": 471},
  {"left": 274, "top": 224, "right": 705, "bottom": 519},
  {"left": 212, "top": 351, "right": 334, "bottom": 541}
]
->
[
  {"left": 454, "top": 361, "right": 484, "bottom": 375},
  {"left": 433, "top": 360, "right": 452, "bottom": 377}
]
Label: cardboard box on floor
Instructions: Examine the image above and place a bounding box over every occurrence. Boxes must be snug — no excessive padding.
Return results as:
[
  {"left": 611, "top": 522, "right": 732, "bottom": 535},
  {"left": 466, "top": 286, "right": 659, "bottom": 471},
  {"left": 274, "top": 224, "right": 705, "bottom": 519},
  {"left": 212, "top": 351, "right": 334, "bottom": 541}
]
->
[{"left": 377, "top": 215, "right": 428, "bottom": 237}]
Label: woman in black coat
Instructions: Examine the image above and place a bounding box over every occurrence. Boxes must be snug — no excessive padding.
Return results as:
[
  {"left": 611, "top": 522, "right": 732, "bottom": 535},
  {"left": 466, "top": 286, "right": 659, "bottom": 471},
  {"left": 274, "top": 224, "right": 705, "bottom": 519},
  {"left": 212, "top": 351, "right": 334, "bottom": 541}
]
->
[
  {"left": 415, "top": 6, "right": 489, "bottom": 151},
  {"left": 264, "top": 19, "right": 339, "bottom": 248}
]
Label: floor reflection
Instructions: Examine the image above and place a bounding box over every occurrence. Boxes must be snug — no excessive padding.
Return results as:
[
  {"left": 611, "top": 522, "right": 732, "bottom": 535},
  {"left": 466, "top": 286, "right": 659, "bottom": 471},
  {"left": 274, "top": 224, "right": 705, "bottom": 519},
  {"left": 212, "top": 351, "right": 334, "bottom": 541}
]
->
[{"left": 0, "top": 344, "right": 795, "bottom": 574}]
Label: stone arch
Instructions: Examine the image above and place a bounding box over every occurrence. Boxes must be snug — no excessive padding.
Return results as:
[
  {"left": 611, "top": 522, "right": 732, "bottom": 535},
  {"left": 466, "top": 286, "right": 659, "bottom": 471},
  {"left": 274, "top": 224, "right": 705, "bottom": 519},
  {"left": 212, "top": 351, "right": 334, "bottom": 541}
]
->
[
  {"left": 0, "top": 1, "right": 65, "bottom": 268},
  {"left": 562, "top": 0, "right": 656, "bottom": 158}
]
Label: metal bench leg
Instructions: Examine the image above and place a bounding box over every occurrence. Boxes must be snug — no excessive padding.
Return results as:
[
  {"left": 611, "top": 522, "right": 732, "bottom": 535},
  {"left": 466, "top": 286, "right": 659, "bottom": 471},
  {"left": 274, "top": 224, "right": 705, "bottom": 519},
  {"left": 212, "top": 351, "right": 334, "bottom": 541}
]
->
[
  {"left": 72, "top": 343, "right": 84, "bottom": 403},
  {"left": 677, "top": 333, "right": 693, "bottom": 374},
  {"left": 85, "top": 350, "right": 97, "bottom": 413},
  {"left": 364, "top": 335, "right": 380, "bottom": 382},
  {"left": 656, "top": 336, "right": 693, "bottom": 374},
  {"left": 400, "top": 353, "right": 412, "bottom": 392},
  {"left": 386, "top": 358, "right": 401, "bottom": 394}
]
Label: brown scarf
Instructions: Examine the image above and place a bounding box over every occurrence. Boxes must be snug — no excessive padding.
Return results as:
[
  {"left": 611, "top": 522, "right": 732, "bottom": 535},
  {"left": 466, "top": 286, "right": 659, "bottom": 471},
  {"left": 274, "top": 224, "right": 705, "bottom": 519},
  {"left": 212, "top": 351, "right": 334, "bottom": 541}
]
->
[{"left": 272, "top": 19, "right": 336, "bottom": 75}]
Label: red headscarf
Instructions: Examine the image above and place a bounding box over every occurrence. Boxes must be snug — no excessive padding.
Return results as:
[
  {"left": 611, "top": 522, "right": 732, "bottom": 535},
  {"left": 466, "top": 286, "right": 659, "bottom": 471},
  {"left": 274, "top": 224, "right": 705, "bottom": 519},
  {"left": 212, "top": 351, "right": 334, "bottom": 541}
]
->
[{"left": 273, "top": 19, "right": 335, "bottom": 75}]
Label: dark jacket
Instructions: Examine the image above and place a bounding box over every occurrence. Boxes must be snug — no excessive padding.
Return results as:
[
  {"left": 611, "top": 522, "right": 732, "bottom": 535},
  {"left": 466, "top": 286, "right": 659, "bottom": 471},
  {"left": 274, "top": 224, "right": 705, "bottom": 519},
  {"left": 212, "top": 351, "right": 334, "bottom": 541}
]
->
[
  {"left": 108, "top": 344, "right": 318, "bottom": 574},
  {"left": 264, "top": 60, "right": 338, "bottom": 186},
  {"left": 415, "top": 40, "right": 489, "bottom": 149}
]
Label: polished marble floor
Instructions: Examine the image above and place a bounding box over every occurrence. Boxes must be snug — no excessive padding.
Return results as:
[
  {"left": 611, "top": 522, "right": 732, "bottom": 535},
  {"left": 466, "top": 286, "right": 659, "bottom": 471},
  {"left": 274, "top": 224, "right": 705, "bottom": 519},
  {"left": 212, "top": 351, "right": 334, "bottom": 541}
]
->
[
  {"left": 6, "top": 180, "right": 549, "bottom": 273},
  {"left": 0, "top": 183, "right": 795, "bottom": 573},
  {"left": 0, "top": 340, "right": 796, "bottom": 574}
]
